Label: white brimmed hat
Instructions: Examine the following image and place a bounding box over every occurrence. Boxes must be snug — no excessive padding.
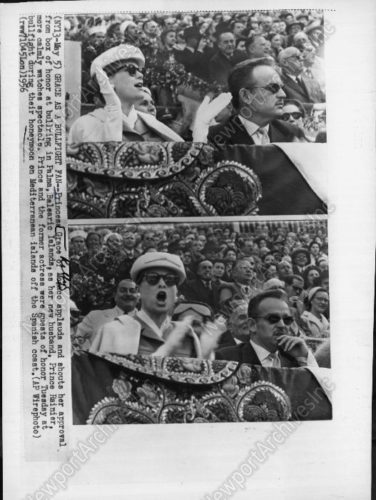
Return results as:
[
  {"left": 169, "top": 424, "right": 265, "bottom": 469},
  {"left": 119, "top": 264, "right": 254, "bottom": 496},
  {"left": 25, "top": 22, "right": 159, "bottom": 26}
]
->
[
  {"left": 130, "top": 252, "right": 186, "bottom": 285},
  {"left": 90, "top": 44, "right": 145, "bottom": 76},
  {"left": 70, "top": 230, "right": 87, "bottom": 241},
  {"left": 120, "top": 20, "right": 137, "bottom": 35},
  {"left": 88, "top": 25, "right": 106, "bottom": 36}
]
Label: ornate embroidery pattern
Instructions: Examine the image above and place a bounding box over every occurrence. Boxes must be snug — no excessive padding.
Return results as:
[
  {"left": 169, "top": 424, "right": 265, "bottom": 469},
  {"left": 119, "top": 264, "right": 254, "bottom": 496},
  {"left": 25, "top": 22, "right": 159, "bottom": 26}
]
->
[
  {"left": 100, "top": 353, "right": 239, "bottom": 384},
  {"left": 87, "top": 355, "right": 291, "bottom": 424},
  {"left": 67, "top": 142, "right": 263, "bottom": 218}
]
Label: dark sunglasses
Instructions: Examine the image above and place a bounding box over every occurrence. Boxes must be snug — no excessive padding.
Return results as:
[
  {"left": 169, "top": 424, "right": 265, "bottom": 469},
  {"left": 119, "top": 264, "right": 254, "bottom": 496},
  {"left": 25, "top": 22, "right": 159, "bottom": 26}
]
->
[
  {"left": 292, "top": 285, "right": 304, "bottom": 294},
  {"left": 121, "top": 63, "right": 144, "bottom": 76},
  {"left": 251, "top": 83, "right": 284, "bottom": 94},
  {"left": 256, "top": 314, "right": 294, "bottom": 326},
  {"left": 104, "top": 61, "right": 144, "bottom": 78},
  {"left": 281, "top": 112, "right": 303, "bottom": 121},
  {"left": 142, "top": 272, "right": 179, "bottom": 287}
]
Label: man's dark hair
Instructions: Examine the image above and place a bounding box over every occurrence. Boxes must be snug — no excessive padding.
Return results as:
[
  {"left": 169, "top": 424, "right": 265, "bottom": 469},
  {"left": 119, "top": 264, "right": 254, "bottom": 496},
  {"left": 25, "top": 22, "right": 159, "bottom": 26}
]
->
[
  {"left": 235, "top": 36, "right": 247, "bottom": 48},
  {"left": 85, "top": 231, "right": 100, "bottom": 244},
  {"left": 212, "top": 258, "right": 226, "bottom": 266},
  {"left": 215, "top": 29, "right": 234, "bottom": 41},
  {"left": 196, "top": 258, "right": 213, "bottom": 272},
  {"left": 244, "top": 34, "right": 264, "bottom": 52},
  {"left": 248, "top": 289, "right": 286, "bottom": 318},
  {"left": 284, "top": 274, "right": 304, "bottom": 286},
  {"left": 309, "top": 240, "right": 322, "bottom": 251},
  {"left": 114, "top": 277, "right": 135, "bottom": 289},
  {"left": 228, "top": 57, "right": 274, "bottom": 108},
  {"left": 232, "top": 258, "right": 252, "bottom": 271},
  {"left": 161, "top": 28, "right": 176, "bottom": 45}
]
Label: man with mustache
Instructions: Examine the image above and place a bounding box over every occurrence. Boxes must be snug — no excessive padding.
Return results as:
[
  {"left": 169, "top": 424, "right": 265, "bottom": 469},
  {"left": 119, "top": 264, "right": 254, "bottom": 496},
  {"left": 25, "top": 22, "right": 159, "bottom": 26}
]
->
[
  {"left": 75, "top": 278, "right": 139, "bottom": 351},
  {"left": 216, "top": 290, "right": 316, "bottom": 367},
  {"left": 90, "top": 253, "right": 202, "bottom": 358},
  {"left": 206, "top": 58, "right": 306, "bottom": 145}
]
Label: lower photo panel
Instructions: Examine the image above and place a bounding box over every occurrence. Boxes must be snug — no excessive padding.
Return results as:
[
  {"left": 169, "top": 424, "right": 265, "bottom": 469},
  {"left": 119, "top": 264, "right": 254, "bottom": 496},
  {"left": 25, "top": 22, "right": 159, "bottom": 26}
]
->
[{"left": 69, "top": 216, "right": 331, "bottom": 424}]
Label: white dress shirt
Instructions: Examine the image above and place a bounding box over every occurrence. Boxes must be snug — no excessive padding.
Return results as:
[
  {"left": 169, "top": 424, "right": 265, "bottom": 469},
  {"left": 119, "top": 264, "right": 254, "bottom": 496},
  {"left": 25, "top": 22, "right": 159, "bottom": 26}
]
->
[
  {"left": 250, "top": 339, "right": 318, "bottom": 367},
  {"left": 238, "top": 116, "right": 270, "bottom": 145},
  {"left": 135, "top": 309, "right": 171, "bottom": 339}
]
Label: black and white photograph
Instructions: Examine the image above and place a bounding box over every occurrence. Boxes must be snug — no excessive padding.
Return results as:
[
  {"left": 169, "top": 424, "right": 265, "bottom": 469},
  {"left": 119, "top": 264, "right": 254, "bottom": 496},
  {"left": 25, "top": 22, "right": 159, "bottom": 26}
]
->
[
  {"left": 65, "top": 10, "right": 329, "bottom": 220},
  {"left": 65, "top": 10, "right": 327, "bottom": 145},
  {"left": 3, "top": 1, "right": 374, "bottom": 499},
  {"left": 69, "top": 218, "right": 332, "bottom": 425}
]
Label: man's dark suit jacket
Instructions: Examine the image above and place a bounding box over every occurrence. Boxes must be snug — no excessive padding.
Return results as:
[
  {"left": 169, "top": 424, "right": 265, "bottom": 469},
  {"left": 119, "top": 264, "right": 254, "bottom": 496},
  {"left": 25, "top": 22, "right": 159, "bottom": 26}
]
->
[
  {"left": 216, "top": 341, "right": 300, "bottom": 367},
  {"left": 180, "top": 278, "right": 215, "bottom": 310},
  {"left": 208, "top": 51, "right": 236, "bottom": 86},
  {"left": 281, "top": 72, "right": 325, "bottom": 107},
  {"left": 208, "top": 114, "right": 305, "bottom": 146},
  {"left": 175, "top": 48, "right": 210, "bottom": 80}
]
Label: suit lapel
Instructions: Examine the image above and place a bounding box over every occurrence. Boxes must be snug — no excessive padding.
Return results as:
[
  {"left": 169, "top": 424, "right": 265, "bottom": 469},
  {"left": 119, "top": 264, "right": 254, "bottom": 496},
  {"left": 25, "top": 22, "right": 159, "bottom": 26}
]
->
[
  {"left": 284, "top": 74, "right": 309, "bottom": 101},
  {"left": 269, "top": 122, "right": 287, "bottom": 142},
  {"left": 240, "top": 342, "right": 261, "bottom": 364},
  {"left": 228, "top": 115, "right": 255, "bottom": 145}
]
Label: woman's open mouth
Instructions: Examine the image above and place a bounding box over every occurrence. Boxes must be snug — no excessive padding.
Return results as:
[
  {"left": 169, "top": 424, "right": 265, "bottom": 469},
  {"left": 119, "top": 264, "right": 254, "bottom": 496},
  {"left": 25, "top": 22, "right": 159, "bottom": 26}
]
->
[{"left": 156, "top": 291, "right": 167, "bottom": 303}]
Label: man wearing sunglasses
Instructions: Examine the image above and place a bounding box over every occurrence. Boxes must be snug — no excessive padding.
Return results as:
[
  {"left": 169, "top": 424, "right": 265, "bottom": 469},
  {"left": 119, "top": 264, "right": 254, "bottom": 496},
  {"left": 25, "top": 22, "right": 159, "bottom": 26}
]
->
[
  {"left": 206, "top": 57, "right": 306, "bottom": 145},
  {"left": 68, "top": 44, "right": 183, "bottom": 144},
  {"left": 90, "top": 253, "right": 202, "bottom": 358},
  {"left": 216, "top": 290, "right": 317, "bottom": 367}
]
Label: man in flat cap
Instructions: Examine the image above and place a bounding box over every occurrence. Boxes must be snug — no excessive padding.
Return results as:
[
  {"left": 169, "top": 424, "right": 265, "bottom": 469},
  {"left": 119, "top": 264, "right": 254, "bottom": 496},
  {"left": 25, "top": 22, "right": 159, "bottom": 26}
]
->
[
  {"left": 90, "top": 252, "right": 202, "bottom": 358},
  {"left": 68, "top": 44, "right": 183, "bottom": 144}
]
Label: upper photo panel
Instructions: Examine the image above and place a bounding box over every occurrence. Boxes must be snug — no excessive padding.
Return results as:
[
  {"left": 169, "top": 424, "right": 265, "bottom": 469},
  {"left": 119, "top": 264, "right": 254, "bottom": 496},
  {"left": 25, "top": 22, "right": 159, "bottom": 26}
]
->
[{"left": 65, "top": 10, "right": 328, "bottom": 145}]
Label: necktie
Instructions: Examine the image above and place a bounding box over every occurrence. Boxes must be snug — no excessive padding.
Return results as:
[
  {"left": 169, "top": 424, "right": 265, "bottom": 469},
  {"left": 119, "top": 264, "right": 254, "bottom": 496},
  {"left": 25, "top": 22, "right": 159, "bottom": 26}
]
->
[
  {"left": 296, "top": 76, "right": 306, "bottom": 92},
  {"left": 257, "top": 127, "right": 270, "bottom": 145},
  {"left": 268, "top": 351, "right": 281, "bottom": 368}
]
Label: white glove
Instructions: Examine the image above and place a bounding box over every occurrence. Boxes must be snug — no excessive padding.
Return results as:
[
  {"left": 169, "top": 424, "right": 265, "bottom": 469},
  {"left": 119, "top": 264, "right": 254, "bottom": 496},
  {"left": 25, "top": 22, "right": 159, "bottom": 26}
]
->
[
  {"left": 192, "top": 92, "right": 232, "bottom": 142},
  {"left": 92, "top": 63, "right": 123, "bottom": 141},
  {"left": 153, "top": 316, "right": 194, "bottom": 357},
  {"left": 93, "top": 64, "right": 121, "bottom": 109},
  {"left": 199, "top": 316, "right": 227, "bottom": 359}
]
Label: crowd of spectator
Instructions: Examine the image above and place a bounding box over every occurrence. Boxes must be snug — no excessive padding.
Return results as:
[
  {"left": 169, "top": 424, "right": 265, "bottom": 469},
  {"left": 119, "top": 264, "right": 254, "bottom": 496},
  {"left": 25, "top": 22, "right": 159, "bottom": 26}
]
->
[
  {"left": 65, "top": 10, "right": 327, "bottom": 141},
  {"left": 69, "top": 220, "right": 330, "bottom": 360}
]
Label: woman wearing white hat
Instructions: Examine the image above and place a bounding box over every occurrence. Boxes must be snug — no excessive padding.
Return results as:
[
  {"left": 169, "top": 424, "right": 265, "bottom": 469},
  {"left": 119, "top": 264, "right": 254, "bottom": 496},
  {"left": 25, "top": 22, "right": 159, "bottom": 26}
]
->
[
  {"left": 68, "top": 44, "right": 183, "bottom": 144},
  {"left": 120, "top": 20, "right": 140, "bottom": 45},
  {"left": 90, "top": 252, "right": 202, "bottom": 358}
]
